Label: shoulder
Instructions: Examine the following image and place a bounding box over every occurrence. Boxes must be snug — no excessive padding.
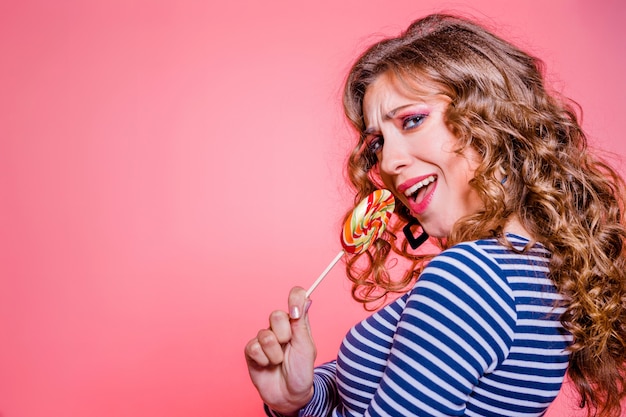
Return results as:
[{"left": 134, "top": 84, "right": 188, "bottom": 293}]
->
[
  {"left": 417, "top": 235, "right": 547, "bottom": 296},
  {"left": 409, "top": 238, "right": 518, "bottom": 334},
  {"left": 401, "top": 238, "right": 520, "bottom": 366},
  {"left": 419, "top": 238, "right": 512, "bottom": 297}
]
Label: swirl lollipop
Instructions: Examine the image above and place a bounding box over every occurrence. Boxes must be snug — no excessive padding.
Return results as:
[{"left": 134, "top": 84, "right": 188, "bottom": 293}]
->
[
  {"left": 306, "top": 189, "right": 395, "bottom": 297},
  {"left": 341, "top": 189, "right": 395, "bottom": 254}
]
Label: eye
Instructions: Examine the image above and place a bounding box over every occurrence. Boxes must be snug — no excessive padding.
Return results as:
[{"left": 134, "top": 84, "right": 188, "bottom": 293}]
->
[
  {"left": 367, "top": 135, "right": 384, "bottom": 155},
  {"left": 402, "top": 114, "right": 427, "bottom": 130},
  {"left": 361, "top": 135, "right": 383, "bottom": 169}
]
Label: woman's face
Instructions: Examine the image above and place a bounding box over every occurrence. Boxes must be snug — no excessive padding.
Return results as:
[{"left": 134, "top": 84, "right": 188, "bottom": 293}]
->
[{"left": 362, "top": 72, "right": 483, "bottom": 238}]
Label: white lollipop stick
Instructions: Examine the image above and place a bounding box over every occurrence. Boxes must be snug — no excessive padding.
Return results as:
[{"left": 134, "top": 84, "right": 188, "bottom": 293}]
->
[
  {"left": 305, "top": 250, "right": 345, "bottom": 298},
  {"left": 304, "top": 189, "right": 395, "bottom": 298}
]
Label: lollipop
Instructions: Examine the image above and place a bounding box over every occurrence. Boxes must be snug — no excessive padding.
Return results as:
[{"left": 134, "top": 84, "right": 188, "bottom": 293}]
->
[
  {"left": 341, "top": 189, "right": 395, "bottom": 254},
  {"left": 306, "top": 189, "right": 395, "bottom": 297}
]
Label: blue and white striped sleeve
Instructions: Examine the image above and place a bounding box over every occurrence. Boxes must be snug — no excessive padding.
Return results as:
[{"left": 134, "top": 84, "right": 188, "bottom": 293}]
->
[
  {"left": 366, "top": 243, "right": 517, "bottom": 416},
  {"left": 264, "top": 361, "right": 338, "bottom": 417}
]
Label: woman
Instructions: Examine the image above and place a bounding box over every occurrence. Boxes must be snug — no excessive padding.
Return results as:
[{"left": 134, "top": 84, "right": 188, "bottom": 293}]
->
[{"left": 244, "top": 14, "right": 626, "bottom": 417}]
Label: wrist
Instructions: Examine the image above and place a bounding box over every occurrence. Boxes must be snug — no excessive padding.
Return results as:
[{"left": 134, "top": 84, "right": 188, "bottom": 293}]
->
[{"left": 268, "top": 386, "right": 314, "bottom": 416}]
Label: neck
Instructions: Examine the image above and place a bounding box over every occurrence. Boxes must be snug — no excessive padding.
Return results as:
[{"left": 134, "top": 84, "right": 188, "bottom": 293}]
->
[{"left": 503, "top": 217, "right": 532, "bottom": 240}]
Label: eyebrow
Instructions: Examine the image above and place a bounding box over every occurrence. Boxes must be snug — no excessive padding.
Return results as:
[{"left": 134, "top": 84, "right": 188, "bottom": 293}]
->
[
  {"left": 386, "top": 103, "right": 415, "bottom": 118},
  {"left": 363, "top": 126, "right": 377, "bottom": 136},
  {"left": 363, "top": 103, "right": 417, "bottom": 135}
]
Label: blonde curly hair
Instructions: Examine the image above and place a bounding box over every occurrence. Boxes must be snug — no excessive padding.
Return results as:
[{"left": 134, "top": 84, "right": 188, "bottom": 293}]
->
[{"left": 341, "top": 13, "right": 626, "bottom": 417}]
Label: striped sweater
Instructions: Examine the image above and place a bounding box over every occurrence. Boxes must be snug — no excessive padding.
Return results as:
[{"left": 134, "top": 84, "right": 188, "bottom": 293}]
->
[{"left": 266, "top": 235, "right": 572, "bottom": 417}]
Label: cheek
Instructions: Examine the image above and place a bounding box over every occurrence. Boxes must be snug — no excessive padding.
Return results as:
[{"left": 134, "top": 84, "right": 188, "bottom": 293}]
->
[
  {"left": 366, "top": 165, "right": 387, "bottom": 189},
  {"left": 447, "top": 147, "right": 479, "bottom": 181},
  {"left": 379, "top": 172, "right": 395, "bottom": 191},
  {"left": 451, "top": 159, "right": 482, "bottom": 208}
]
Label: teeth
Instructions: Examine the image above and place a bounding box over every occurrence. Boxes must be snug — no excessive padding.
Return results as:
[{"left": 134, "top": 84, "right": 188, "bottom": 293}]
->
[{"left": 404, "top": 175, "right": 436, "bottom": 198}]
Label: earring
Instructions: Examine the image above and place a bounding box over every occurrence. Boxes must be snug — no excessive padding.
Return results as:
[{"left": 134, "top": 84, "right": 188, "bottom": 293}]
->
[
  {"left": 499, "top": 166, "right": 508, "bottom": 184},
  {"left": 403, "top": 217, "right": 429, "bottom": 250}
]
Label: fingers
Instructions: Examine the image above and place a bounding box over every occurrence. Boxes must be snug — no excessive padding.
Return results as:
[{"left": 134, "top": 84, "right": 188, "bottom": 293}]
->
[
  {"left": 244, "top": 332, "right": 281, "bottom": 367},
  {"left": 287, "top": 287, "right": 315, "bottom": 356},
  {"left": 244, "top": 286, "right": 314, "bottom": 369},
  {"left": 245, "top": 310, "right": 292, "bottom": 367},
  {"left": 244, "top": 336, "right": 267, "bottom": 368},
  {"left": 270, "top": 310, "right": 292, "bottom": 344},
  {"left": 288, "top": 286, "right": 309, "bottom": 319}
]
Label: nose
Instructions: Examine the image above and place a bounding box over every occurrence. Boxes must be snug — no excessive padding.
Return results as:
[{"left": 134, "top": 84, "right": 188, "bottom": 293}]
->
[{"left": 379, "top": 132, "right": 411, "bottom": 176}]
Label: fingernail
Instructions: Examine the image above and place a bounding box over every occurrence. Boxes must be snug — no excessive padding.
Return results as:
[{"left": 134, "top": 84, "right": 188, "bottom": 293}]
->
[
  {"left": 290, "top": 305, "right": 301, "bottom": 320},
  {"left": 304, "top": 299, "right": 312, "bottom": 314}
]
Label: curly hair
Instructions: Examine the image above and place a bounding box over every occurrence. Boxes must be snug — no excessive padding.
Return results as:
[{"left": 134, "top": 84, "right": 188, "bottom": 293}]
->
[{"left": 341, "top": 13, "right": 626, "bottom": 417}]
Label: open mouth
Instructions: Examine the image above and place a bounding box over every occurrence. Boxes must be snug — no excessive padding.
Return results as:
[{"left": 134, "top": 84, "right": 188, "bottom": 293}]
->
[{"left": 403, "top": 175, "right": 436, "bottom": 203}]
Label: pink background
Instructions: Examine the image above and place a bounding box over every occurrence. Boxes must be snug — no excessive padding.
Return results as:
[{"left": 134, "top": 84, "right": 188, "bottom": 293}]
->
[{"left": 1, "top": 0, "right": 624, "bottom": 416}]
